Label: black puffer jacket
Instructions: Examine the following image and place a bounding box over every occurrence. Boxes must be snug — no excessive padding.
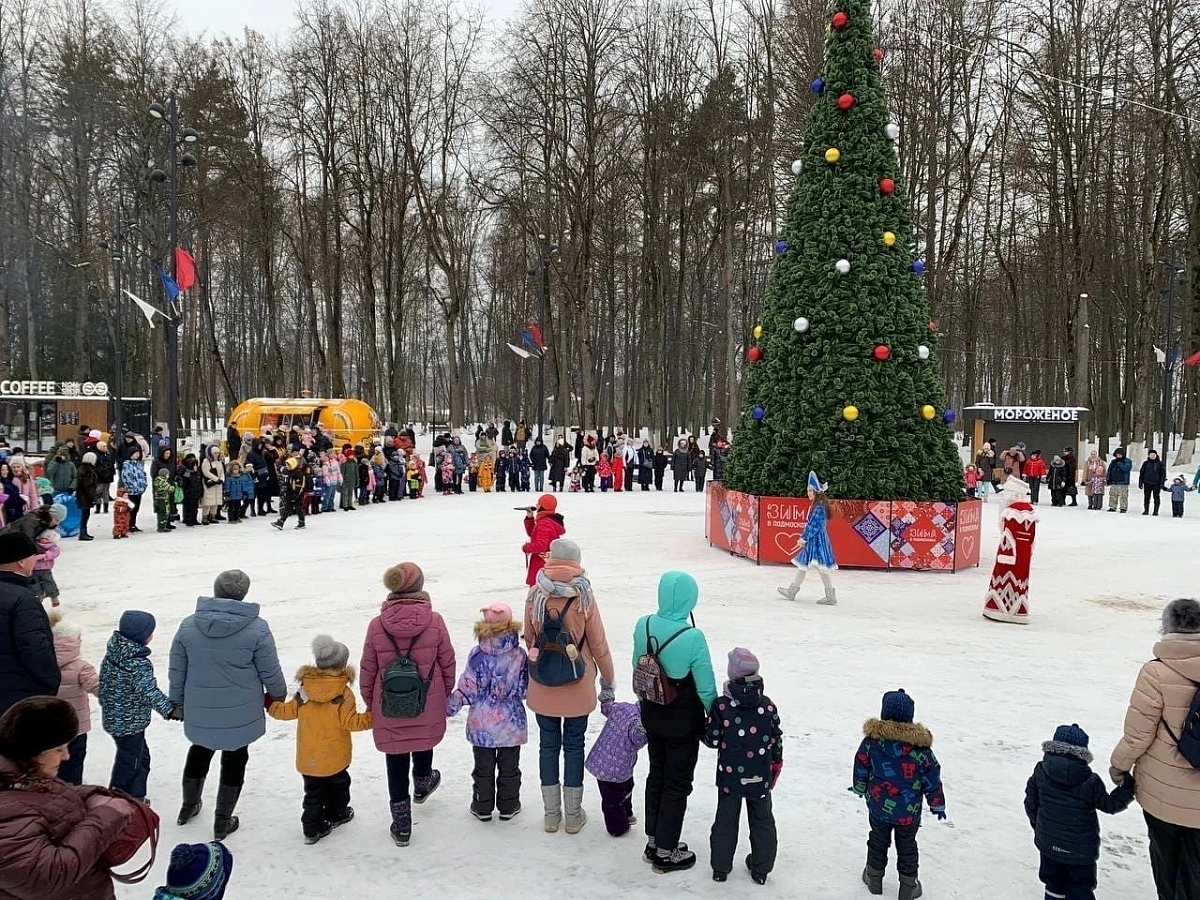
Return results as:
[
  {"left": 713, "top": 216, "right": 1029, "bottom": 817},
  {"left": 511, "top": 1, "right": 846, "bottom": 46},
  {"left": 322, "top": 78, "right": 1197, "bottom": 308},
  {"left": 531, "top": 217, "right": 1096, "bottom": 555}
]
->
[
  {"left": 1140, "top": 456, "right": 1167, "bottom": 489},
  {"left": 0, "top": 571, "right": 59, "bottom": 716},
  {"left": 93, "top": 451, "right": 116, "bottom": 485},
  {"left": 1024, "top": 741, "right": 1134, "bottom": 863},
  {"left": 74, "top": 463, "right": 99, "bottom": 507}
]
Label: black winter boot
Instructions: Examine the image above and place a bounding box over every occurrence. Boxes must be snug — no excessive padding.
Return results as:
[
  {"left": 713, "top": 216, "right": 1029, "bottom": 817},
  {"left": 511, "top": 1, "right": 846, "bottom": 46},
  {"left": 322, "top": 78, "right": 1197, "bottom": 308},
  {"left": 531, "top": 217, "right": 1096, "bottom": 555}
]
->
[
  {"left": 213, "top": 783, "right": 242, "bottom": 840},
  {"left": 390, "top": 800, "right": 412, "bottom": 846},
  {"left": 862, "top": 866, "right": 884, "bottom": 895},
  {"left": 898, "top": 875, "right": 922, "bottom": 900},
  {"left": 177, "top": 776, "right": 205, "bottom": 826}
]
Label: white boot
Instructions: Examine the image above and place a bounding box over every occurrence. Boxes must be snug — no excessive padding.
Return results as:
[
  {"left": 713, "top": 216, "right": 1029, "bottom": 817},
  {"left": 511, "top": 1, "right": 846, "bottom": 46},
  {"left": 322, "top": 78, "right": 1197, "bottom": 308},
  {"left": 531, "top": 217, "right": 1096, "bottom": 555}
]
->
[
  {"left": 541, "top": 784, "right": 562, "bottom": 833},
  {"left": 777, "top": 569, "right": 805, "bottom": 601},
  {"left": 563, "top": 785, "right": 587, "bottom": 834},
  {"left": 817, "top": 587, "right": 837, "bottom": 606}
]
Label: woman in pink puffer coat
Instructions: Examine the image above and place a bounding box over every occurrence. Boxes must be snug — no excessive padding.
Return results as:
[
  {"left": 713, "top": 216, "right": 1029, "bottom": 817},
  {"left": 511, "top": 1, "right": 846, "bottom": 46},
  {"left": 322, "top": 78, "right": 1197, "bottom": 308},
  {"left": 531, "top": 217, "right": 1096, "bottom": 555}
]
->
[
  {"left": 50, "top": 612, "right": 98, "bottom": 785},
  {"left": 360, "top": 561, "right": 455, "bottom": 848}
]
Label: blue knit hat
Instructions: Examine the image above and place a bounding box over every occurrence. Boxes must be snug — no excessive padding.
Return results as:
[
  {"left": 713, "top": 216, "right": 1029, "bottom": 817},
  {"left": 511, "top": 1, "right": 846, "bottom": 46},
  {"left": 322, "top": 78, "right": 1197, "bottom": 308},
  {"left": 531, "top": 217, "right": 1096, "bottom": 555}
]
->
[
  {"left": 1052, "top": 723, "right": 1089, "bottom": 748},
  {"left": 881, "top": 689, "right": 915, "bottom": 723},
  {"left": 154, "top": 842, "right": 233, "bottom": 900},
  {"left": 118, "top": 610, "right": 156, "bottom": 645}
]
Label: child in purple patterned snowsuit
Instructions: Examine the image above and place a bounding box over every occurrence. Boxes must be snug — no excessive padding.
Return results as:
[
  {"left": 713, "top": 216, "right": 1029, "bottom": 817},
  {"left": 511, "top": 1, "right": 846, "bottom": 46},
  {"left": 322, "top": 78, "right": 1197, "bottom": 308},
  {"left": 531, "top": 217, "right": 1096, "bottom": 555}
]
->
[
  {"left": 584, "top": 696, "right": 647, "bottom": 836},
  {"left": 446, "top": 601, "right": 528, "bottom": 821}
]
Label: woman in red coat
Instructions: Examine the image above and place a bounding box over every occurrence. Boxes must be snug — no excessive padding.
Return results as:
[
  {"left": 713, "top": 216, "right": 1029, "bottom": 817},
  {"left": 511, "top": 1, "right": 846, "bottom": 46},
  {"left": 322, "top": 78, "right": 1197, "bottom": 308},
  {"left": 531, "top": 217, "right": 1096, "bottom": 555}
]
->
[
  {"left": 360, "top": 562, "right": 456, "bottom": 848},
  {"left": 0, "top": 696, "right": 134, "bottom": 900},
  {"left": 522, "top": 494, "right": 565, "bottom": 586}
]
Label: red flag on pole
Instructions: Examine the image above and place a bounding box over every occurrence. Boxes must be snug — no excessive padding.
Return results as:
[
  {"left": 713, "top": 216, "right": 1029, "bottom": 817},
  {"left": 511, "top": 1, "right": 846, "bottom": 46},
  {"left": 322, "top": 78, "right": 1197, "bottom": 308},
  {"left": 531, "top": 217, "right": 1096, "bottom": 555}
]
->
[
  {"left": 174, "top": 247, "right": 196, "bottom": 292},
  {"left": 528, "top": 323, "right": 545, "bottom": 350},
  {"left": 1185, "top": 349, "right": 1200, "bottom": 366}
]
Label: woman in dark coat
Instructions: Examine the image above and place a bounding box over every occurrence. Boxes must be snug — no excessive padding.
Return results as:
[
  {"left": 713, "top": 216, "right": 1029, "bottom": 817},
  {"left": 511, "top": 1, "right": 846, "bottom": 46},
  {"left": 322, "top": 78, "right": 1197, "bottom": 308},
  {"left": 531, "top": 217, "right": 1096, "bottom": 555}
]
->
[
  {"left": 671, "top": 440, "right": 692, "bottom": 493},
  {"left": 529, "top": 437, "right": 550, "bottom": 492},
  {"left": 0, "top": 697, "right": 134, "bottom": 900},
  {"left": 226, "top": 424, "right": 242, "bottom": 462},
  {"left": 549, "top": 440, "right": 571, "bottom": 492},
  {"left": 637, "top": 440, "right": 655, "bottom": 490},
  {"left": 75, "top": 454, "right": 99, "bottom": 541}
]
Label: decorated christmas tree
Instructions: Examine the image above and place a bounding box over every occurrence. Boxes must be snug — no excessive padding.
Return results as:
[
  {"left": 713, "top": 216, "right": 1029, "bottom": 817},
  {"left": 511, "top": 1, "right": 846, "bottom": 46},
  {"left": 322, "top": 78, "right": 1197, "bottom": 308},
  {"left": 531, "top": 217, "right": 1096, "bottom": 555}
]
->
[{"left": 724, "top": 0, "right": 964, "bottom": 502}]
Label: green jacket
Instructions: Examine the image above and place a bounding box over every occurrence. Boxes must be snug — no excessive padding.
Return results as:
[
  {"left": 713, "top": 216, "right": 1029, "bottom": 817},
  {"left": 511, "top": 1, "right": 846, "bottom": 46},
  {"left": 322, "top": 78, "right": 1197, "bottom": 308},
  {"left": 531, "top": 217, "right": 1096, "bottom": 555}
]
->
[{"left": 632, "top": 571, "right": 717, "bottom": 709}]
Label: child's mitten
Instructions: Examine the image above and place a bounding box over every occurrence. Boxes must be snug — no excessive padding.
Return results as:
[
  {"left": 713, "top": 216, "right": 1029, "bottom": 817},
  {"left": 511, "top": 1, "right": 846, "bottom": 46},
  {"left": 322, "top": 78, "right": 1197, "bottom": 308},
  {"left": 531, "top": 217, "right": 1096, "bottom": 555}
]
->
[
  {"left": 770, "top": 761, "right": 783, "bottom": 788},
  {"left": 930, "top": 806, "right": 946, "bottom": 821},
  {"left": 598, "top": 680, "right": 615, "bottom": 704}
]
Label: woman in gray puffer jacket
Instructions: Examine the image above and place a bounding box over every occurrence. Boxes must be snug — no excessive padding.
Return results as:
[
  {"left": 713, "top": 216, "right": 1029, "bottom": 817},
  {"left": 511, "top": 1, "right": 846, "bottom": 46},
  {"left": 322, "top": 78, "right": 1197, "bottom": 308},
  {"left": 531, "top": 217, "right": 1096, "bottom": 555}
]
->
[{"left": 168, "top": 569, "right": 286, "bottom": 840}]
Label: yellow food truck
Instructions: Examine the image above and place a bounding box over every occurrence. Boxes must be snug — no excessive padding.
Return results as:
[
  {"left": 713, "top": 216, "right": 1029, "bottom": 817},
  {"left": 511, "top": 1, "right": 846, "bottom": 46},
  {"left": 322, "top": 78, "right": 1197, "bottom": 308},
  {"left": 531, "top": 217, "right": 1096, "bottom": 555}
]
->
[{"left": 226, "top": 398, "right": 382, "bottom": 448}]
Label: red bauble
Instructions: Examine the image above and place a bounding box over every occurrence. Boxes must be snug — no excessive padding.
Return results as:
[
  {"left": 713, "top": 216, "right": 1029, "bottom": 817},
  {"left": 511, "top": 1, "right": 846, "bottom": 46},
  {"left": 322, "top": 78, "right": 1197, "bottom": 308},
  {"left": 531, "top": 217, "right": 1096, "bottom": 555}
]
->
[
  {"left": 929, "top": 320, "right": 939, "bottom": 331},
  {"left": 837, "top": 93, "right": 855, "bottom": 111},
  {"left": 832, "top": 11, "right": 848, "bottom": 28},
  {"left": 872, "top": 344, "right": 890, "bottom": 361},
  {"left": 748, "top": 346, "right": 763, "bottom": 362},
  {"left": 879, "top": 177, "right": 895, "bottom": 195},
  {"left": 873, "top": 47, "right": 884, "bottom": 64}
]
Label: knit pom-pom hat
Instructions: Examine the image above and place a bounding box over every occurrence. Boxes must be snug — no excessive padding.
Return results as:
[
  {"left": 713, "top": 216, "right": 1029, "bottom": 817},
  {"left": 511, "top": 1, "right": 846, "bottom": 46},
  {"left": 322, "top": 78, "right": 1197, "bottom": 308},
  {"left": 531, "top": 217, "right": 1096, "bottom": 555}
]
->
[
  {"left": 383, "top": 561, "right": 425, "bottom": 595},
  {"left": 880, "top": 689, "right": 915, "bottom": 724},
  {"left": 1052, "top": 723, "right": 1089, "bottom": 748},
  {"left": 1162, "top": 598, "right": 1200, "bottom": 635},
  {"left": 312, "top": 634, "right": 349, "bottom": 670},
  {"left": 157, "top": 841, "right": 233, "bottom": 900}
]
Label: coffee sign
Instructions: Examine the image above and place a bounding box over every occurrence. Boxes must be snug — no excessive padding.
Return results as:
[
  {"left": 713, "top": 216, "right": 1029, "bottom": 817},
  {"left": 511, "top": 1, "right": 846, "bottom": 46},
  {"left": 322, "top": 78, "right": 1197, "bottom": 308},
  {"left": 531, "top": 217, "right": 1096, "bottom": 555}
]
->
[{"left": 0, "top": 380, "right": 109, "bottom": 397}]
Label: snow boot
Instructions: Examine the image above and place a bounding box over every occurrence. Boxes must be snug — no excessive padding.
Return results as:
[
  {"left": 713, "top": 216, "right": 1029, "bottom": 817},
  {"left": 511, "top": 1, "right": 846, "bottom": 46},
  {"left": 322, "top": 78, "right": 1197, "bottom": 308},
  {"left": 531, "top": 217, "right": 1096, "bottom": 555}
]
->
[
  {"left": 413, "top": 770, "right": 441, "bottom": 804},
  {"left": 862, "top": 866, "right": 884, "bottom": 895},
  {"left": 817, "top": 587, "right": 838, "bottom": 606},
  {"left": 213, "top": 783, "right": 241, "bottom": 840},
  {"left": 271, "top": 519, "right": 284, "bottom": 530},
  {"left": 898, "top": 875, "right": 922, "bottom": 900},
  {"left": 471, "top": 808, "right": 493, "bottom": 822},
  {"left": 746, "top": 853, "right": 767, "bottom": 885},
  {"left": 563, "top": 785, "right": 587, "bottom": 834},
  {"left": 390, "top": 800, "right": 412, "bottom": 846},
  {"left": 498, "top": 803, "right": 521, "bottom": 821},
  {"left": 328, "top": 807, "right": 354, "bottom": 830},
  {"left": 541, "top": 784, "right": 562, "bottom": 833},
  {"left": 644, "top": 840, "right": 690, "bottom": 863},
  {"left": 712, "top": 871, "right": 728, "bottom": 882},
  {"left": 776, "top": 584, "right": 798, "bottom": 601},
  {"left": 652, "top": 846, "right": 697, "bottom": 874},
  {"left": 177, "top": 777, "right": 205, "bottom": 826},
  {"left": 304, "top": 824, "right": 331, "bottom": 845}
]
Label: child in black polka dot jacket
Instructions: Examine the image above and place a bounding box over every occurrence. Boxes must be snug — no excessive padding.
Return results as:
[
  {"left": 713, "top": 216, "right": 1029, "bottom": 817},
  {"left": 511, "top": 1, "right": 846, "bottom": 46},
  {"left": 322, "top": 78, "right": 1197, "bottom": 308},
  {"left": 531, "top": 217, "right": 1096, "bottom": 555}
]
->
[{"left": 702, "top": 647, "right": 783, "bottom": 885}]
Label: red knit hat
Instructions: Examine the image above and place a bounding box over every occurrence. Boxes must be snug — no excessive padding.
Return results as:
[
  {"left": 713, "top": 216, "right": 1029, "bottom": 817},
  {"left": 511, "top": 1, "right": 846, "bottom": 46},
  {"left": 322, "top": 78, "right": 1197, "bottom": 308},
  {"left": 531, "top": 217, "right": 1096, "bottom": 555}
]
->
[{"left": 536, "top": 494, "right": 557, "bottom": 515}]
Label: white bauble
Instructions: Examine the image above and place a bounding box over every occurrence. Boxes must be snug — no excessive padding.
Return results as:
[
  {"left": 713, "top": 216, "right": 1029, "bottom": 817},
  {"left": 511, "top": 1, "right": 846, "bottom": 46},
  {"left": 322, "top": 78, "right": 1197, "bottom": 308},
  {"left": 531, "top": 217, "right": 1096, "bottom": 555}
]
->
[
  {"left": 791, "top": 159, "right": 803, "bottom": 175},
  {"left": 884, "top": 122, "right": 900, "bottom": 140},
  {"left": 835, "top": 258, "right": 851, "bottom": 274},
  {"left": 918, "top": 344, "right": 930, "bottom": 359},
  {"left": 794, "top": 316, "right": 810, "bottom": 332}
]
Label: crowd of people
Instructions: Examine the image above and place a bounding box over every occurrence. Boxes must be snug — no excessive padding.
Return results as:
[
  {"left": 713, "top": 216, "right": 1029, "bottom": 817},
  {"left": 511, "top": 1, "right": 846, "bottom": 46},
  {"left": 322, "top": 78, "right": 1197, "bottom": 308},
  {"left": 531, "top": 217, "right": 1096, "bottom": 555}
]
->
[{"left": 967, "top": 438, "right": 1198, "bottom": 517}]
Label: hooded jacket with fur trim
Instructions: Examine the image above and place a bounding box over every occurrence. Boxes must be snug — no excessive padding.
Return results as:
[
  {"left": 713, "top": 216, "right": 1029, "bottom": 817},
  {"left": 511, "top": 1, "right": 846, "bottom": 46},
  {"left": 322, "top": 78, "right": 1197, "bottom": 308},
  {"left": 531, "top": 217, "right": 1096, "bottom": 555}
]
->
[
  {"left": 268, "top": 665, "right": 372, "bottom": 777},
  {"left": 852, "top": 718, "right": 945, "bottom": 825},
  {"left": 1024, "top": 740, "right": 1134, "bottom": 863},
  {"left": 1111, "top": 632, "right": 1200, "bottom": 827},
  {"left": 445, "top": 620, "right": 528, "bottom": 748},
  {"left": 52, "top": 617, "right": 98, "bottom": 734}
]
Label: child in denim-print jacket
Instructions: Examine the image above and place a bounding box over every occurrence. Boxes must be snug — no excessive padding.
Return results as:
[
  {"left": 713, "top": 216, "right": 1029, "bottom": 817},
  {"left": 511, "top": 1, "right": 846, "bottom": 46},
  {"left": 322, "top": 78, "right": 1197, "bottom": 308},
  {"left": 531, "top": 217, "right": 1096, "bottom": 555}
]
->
[{"left": 446, "top": 602, "right": 528, "bottom": 822}]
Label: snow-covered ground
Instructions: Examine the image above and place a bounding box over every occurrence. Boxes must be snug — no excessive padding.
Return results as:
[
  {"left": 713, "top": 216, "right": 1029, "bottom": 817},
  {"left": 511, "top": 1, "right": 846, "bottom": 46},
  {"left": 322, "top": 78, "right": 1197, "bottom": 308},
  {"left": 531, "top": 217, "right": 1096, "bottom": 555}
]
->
[{"left": 49, "top": 449, "right": 1187, "bottom": 897}]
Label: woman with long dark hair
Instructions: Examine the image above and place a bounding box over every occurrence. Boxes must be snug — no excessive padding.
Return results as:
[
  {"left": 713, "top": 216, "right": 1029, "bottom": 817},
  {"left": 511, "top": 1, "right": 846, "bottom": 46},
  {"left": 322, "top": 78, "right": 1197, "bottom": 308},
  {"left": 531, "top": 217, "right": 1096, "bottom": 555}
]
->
[{"left": 777, "top": 471, "right": 838, "bottom": 605}]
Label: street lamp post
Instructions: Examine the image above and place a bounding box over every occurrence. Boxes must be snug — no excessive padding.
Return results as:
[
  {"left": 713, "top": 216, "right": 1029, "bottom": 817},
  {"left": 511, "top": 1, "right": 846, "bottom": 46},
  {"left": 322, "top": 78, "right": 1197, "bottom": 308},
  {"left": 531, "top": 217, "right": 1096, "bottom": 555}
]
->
[
  {"left": 1158, "top": 261, "right": 1183, "bottom": 452},
  {"left": 148, "top": 95, "right": 199, "bottom": 447},
  {"left": 98, "top": 215, "right": 134, "bottom": 431},
  {"left": 534, "top": 234, "right": 558, "bottom": 441}
]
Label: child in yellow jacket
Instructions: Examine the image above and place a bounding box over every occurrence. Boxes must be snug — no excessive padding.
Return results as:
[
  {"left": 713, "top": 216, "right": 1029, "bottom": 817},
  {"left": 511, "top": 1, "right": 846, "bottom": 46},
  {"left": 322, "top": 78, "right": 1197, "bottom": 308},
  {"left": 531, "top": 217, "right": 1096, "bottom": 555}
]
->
[{"left": 269, "top": 634, "right": 372, "bottom": 844}]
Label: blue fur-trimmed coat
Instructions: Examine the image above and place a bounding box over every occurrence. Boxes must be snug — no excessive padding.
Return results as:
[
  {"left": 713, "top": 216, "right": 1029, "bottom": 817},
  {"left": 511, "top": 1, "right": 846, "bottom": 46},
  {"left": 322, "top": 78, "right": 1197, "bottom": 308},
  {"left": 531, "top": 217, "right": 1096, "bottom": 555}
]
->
[
  {"left": 98, "top": 632, "right": 174, "bottom": 736},
  {"left": 1024, "top": 740, "right": 1135, "bottom": 863},
  {"left": 852, "top": 718, "right": 945, "bottom": 825}
]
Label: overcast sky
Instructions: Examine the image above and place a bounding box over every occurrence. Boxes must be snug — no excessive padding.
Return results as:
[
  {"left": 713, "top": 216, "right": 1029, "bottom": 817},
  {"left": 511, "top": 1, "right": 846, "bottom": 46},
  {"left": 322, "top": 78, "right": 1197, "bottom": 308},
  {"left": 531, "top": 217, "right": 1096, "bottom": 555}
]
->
[{"left": 172, "top": 0, "right": 519, "bottom": 39}]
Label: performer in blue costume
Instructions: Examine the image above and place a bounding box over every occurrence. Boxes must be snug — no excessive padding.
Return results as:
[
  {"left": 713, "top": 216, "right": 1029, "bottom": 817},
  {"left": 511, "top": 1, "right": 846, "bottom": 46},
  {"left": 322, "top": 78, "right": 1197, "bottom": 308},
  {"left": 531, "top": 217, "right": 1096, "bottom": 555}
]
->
[{"left": 777, "top": 471, "right": 838, "bottom": 605}]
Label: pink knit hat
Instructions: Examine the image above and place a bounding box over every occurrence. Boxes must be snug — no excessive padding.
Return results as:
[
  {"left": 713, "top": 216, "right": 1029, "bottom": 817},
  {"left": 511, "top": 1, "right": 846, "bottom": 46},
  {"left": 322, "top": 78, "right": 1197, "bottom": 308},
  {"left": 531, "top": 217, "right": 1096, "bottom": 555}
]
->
[{"left": 480, "top": 602, "right": 513, "bottom": 624}]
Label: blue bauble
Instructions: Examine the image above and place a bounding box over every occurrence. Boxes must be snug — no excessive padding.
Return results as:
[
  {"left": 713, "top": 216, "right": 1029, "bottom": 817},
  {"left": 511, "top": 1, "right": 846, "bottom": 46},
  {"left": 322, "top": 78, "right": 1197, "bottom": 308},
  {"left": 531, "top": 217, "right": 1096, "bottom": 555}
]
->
[
  {"left": 752, "top": 405, "right": 766, "bottom": 421},
  {"left": 943, "top": 409, "right": 956, "bottom": 425},
  {"left": 774, "top": 239, "right": 787, "bottom": 255},
  {"left": 811, "top": 77, "right": 825, "bottom": 95},
  {"left": 911, "top": 260, "right": 925, "bottom": 275}
]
